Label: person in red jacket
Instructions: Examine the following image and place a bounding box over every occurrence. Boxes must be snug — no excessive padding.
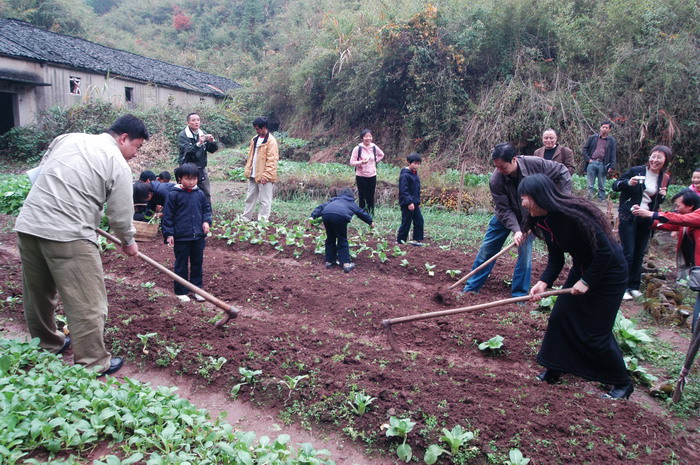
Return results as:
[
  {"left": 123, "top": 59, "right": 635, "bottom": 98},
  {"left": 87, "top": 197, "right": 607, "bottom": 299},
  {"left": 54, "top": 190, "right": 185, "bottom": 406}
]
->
[{"left": 633, "top": 188, "right": 700, "bottom": 332}]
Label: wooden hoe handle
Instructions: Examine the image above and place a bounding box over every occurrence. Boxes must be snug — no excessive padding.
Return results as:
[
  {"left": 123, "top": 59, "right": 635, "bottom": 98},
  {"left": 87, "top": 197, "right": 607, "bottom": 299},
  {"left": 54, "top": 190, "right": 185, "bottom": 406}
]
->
[
  {"left": 449, "top": 241, "right": 518, "bottom": 289},
  {"left": 96, "top": 228, "right": 239, "bottom": 326}
]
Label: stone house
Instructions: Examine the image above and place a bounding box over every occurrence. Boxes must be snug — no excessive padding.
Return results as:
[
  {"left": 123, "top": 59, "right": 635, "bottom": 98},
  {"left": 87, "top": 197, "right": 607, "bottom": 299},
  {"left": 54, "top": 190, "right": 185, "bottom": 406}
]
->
[{"left": 0, "top": 18, "right": 240, "bottom": 134}]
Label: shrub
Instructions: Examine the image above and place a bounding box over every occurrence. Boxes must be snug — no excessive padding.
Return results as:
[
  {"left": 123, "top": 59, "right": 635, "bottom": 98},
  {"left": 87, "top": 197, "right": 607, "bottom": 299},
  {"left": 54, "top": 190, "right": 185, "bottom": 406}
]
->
[{"left": 0, "top": 126, "right": 51, "bottom": 162}]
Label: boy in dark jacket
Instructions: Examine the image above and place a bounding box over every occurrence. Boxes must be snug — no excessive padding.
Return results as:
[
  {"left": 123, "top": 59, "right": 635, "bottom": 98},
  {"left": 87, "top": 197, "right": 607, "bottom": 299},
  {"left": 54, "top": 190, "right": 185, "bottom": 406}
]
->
[
  {"left": 310, "top": 187, "right": 373, "bottom": 273},
  {"left": 397, "top": 153, "right": 424, "bottom": 246},
  {"left": 162, "top": 163, "right": 212, "bottom": 302}
]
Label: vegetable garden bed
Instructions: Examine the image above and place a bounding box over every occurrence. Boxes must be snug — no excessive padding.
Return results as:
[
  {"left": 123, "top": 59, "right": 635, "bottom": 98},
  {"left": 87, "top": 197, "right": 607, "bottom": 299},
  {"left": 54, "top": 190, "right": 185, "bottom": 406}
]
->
[{"left": 1, "top": 216, "right": 699, "bottom": 464}]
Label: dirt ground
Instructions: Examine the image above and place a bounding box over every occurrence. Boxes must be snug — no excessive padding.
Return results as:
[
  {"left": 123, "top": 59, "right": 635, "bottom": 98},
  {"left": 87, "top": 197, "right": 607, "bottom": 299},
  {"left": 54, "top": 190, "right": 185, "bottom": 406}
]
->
[{"left": 1, "top": 213, "right": 699, "bottom": 465}]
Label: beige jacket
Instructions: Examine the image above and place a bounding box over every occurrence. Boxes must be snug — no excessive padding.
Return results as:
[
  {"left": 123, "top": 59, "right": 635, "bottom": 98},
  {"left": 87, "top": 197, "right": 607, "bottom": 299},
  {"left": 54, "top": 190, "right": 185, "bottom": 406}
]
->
[
  {"left": 533, "top": 145, "right": 576, "bottom": 174},
  {"left": 244, "top": 133, "right": 279, "bottom": 183},
  {"left": 15, "top": 133, "right": 136, "bottom": 246}
]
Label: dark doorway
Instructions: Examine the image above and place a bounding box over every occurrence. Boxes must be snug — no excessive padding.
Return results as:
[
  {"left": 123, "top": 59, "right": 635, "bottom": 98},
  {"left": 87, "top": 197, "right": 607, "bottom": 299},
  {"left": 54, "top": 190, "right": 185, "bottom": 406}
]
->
[{"left": 0, "top": 92, "right": 15, "bottom": 134}]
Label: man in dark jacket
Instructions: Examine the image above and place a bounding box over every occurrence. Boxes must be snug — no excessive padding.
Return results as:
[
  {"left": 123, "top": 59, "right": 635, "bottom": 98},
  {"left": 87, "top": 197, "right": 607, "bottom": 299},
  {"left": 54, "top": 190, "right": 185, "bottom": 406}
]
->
[
  {"left": 311, "top": 187, "right": 373, "bottom": 273},
  {"left": 462, "top": 143, "right": 572, "bottom": 297},
  {"left": 582, "top": 121, "right": 617, "bottom": 202},
  {"left": 178, "top": 113, "right": 218, "bottom": 205}
]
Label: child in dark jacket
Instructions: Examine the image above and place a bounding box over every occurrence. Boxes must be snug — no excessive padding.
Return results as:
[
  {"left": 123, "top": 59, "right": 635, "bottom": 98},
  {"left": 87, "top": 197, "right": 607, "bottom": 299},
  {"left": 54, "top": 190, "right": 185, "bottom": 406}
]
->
[
  {"left": 162, "top": 163, "right": 212, "bottom": 302},
  {"left": 310, "top": 187, "right": 373, "bottom": 273},
  {"left": 132, "top": 181, "right": 154, "bottom": 222},
  {"left": 397, "top": 153, "right": 424, "bottom": 245}
]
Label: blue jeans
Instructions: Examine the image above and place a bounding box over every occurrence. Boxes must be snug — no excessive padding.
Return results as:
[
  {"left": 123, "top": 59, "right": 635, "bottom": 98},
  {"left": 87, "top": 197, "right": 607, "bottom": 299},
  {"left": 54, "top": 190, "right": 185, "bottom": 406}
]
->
[
  {"left": 693, "top": 294, "right": 700, "bottom": 334},
  {"left": 463, "top": 215, "right": 533, "bottom": 297},
  {"left": 586, "top": 160, "right": 607, "bottom": 201}
]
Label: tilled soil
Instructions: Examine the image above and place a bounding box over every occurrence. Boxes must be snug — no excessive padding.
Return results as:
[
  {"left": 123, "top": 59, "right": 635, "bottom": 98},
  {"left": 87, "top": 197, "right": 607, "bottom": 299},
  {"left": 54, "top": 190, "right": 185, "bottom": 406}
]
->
[{"left": 1, "top": 217, "right": 699, "bottom": 464}]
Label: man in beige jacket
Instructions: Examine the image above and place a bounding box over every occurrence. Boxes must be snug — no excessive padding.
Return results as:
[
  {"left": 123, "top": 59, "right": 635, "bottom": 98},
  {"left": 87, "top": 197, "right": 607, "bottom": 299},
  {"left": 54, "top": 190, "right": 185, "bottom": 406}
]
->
[
  {"left": 15, "top": 114, "right": 149, "bottom": 377},
  {"left": 533, "top": 128, "right": 575, "bottom": 175},
  {"left": 242, "top": 116, "right": 279, "bottom": 222}
]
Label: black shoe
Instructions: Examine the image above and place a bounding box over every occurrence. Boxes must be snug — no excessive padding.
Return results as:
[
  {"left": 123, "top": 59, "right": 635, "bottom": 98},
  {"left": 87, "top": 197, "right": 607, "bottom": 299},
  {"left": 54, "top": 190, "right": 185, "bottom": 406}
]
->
[
  {"left": 325, "top": 262, "right": 334, "bottom": 269},
  {"left": 56, "top": 336, "right": 71, "bottom": 355},
  {"left": 602, "top": 382, "right": 634, "bottom": 399},
  {"left": 536, "top": 369, "right": 561, "bottom": 384},
  {"left": 343, "top": 263, "right": 356, "bottom": 273},
  {"left": 97, "top": 357, "right": 124, "bottom": 377}
]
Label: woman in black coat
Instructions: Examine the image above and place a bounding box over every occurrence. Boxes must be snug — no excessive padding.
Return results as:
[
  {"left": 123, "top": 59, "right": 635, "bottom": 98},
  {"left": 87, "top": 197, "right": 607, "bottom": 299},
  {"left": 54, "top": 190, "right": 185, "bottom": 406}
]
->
[
  {"left": 612, "top": 145, "right": 672, "bottom": 300},
  {"left": 520, "top": 174, "right": 633, "bottom": 399}
]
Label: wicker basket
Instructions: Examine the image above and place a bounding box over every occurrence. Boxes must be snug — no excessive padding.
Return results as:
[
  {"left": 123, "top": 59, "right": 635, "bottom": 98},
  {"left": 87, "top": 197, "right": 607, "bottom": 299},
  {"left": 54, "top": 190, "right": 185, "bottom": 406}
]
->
[{"left": 134, "top": 221, "right": 159, "bottom": 242}]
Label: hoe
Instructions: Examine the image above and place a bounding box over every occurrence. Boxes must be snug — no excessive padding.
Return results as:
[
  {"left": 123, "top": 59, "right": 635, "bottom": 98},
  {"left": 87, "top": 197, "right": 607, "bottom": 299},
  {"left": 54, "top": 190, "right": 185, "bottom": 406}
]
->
[
  {"left": 382, "top": 288, "right": 571, "bottom": 353},
  {"left": 448, "top": 241, "right": 518, "bottom": 290},
  {"left": 97, "top": 229, "right": 239, "bottom": 327}
]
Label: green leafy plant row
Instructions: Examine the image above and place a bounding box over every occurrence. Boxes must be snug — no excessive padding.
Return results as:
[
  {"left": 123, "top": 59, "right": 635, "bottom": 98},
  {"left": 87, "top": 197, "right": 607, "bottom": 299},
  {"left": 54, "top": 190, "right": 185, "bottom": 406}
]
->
[{"left": 0, "top": 338, "right": 335, "bottom": 465}]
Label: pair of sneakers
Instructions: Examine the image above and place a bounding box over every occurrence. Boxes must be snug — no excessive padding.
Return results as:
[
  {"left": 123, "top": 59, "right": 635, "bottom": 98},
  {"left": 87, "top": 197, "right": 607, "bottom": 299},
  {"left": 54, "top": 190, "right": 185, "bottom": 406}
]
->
[
  {"left": 396, "top": 240, "right": 425, "bottom": 246},
  {"left": 325, "top": 262, "right": 356, "bottom": 273},
  {"left": 177, "top": 294, "right": 206, "bottom": 303}
]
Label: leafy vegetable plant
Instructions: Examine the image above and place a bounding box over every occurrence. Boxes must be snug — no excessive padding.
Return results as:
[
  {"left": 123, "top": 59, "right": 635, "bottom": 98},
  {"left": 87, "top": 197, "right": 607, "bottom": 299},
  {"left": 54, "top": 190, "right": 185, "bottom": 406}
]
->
[
  {"left": 440, "top": 424, "right": 475, "bottom": 455},
  {"left": 506, "top": 448, "right": 531, "bottom": 465},
  {"left": 137, "top": 332, "right": 157, "bottom": 354},
  {"left": 384, "top": 416, "right": 416, "bottom": 462},
  {"left": 446, "top": 269, "right": 462, "bottom": 279},
  {"left": 347, "top": 391, "right": 377, "bottom": 415},
  {"left": 425, "top": 262, "right": 436, "bottom": 276},
  {"left": 613, "top": 313, "right": 653, "bottom": 358},
  {"left": 478, "top": 335, "right": 504, "bottom": 351}
]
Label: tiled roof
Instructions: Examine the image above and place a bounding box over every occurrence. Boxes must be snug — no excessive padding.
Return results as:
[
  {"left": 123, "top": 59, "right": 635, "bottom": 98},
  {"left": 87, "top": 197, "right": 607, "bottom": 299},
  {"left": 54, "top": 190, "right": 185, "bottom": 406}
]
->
[{"left": 0, "top": 18, "right": 240, "bottom": 97}]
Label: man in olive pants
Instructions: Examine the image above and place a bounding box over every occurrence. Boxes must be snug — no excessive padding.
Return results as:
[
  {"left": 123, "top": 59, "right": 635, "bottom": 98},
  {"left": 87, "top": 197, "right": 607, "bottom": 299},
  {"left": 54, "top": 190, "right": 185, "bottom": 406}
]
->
[{"left": 15, "top": 115, "right": 149, "bottom": 376}]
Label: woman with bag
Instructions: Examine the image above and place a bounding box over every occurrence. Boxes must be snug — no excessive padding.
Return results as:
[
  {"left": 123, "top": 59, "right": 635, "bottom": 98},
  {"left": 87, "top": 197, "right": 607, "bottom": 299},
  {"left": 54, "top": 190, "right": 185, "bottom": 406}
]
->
[
  {"left": 633, "top": 188, "right": 700, "bottom": 332},
  {"left": 612, "top": 145, "right": 672, "bottom": 300},
  {"left": 349, "top": 129, "right": 385, "bottom": 215}
]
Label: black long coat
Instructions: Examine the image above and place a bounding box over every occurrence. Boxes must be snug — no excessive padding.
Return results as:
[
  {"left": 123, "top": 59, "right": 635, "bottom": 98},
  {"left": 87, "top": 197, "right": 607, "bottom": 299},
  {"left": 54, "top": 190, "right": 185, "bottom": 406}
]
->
[{"left": 535, "top": 212, "right": 630, "bottom": 385}]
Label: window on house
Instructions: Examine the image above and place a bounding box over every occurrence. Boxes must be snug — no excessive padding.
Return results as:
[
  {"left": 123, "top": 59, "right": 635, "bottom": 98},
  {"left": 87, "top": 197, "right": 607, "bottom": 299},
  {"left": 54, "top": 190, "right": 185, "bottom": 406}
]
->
[
  {"left": 167, "top": 95, "right": 175, "bottom": 106},
  {"left": 199, "top": 97, "right": 205, "bottom": 103},
  {"left": 69, "top": 76, "right": 81, "bottom": 95},
  {"left": 125, "top": 87, "right": 133, "bottom": 102}
]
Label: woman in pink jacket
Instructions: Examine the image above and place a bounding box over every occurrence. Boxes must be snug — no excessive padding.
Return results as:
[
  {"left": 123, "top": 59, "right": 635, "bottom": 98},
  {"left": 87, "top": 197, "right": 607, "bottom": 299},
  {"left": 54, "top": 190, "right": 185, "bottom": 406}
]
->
[
  {"left": 633, "top": 188, "right": 700, "bottom": 332},
  {"left": 349, "top": 129, "right": 385, "bottom": 215}
]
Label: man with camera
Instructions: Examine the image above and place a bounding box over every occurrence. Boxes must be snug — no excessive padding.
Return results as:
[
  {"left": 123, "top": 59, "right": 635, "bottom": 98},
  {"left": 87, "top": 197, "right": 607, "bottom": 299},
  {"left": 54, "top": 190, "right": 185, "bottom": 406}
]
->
[{"left": 178, "top": 112, "right": 218, "bottom": 205}]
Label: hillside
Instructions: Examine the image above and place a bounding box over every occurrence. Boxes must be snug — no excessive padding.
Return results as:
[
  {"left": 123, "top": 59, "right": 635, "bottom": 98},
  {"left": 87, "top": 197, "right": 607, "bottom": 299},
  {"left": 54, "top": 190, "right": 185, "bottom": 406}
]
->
[{"left": 2, "top": 0, "right": 700, "bottom": 175}]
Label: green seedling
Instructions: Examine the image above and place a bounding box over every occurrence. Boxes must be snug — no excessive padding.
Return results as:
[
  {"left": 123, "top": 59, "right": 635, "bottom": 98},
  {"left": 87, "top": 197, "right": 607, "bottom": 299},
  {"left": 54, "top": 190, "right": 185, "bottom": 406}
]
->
[
  {"left": 440, "top": 424, "right": 475, "bottom": 455},
  {"left": 348, "top": 392, "right": 377, "bottom": 415},
  {"left": 478, "top": 335, "right": 504, "bottom": 351},
  {"left": 400, "top": 259, "right": 410, "bottom": 267},
  {"left": 164, "top": 344, "right": 181, "bottom": 361},
  {"left": 425, "top": 262, "right": 436, "bottom": 276},
  {"left": 97, "top": 235, "right": 117, "bottom": 252},
  {"left": 446, "top": 269, "right": 462, "bottom": 279},
  {"left": 537, "top": 295, "right": 557, "bottom": 310},
  {"left": 424, "top": 444, "right": 449, "bottom": 464},
  {"left": 140, "top": 282, "right": 156, "bottom": 289},
  {"left": 391, "top": 245, "right": 407, "bottom": 257},
  {"left": 137, "top": 332, "right": 157, "bottom": 354},
  {"left": 209, "top": 356, "right": 227, "bottom": 371},
  {"left": 384, "top": 416, "right": 416, "bottom": 462},
  {"left": 231, "top": 367, "right": 263, "bottom": 397},
  {"left": 506, "top": 448, "right": 531, "bottom": 465},
  {"left": 624, "top": 356, "right": 658, "bottom": 386},
  {"left": 279, "top": 374, "right": 309, "bottom": 400}
]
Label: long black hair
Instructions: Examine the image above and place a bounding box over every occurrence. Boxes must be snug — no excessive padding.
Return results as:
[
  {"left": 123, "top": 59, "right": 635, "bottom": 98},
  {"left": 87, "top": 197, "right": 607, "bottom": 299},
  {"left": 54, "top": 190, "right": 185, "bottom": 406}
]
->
[{"left": 518, "top": 174, "right": 615, "bottom": 249}]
